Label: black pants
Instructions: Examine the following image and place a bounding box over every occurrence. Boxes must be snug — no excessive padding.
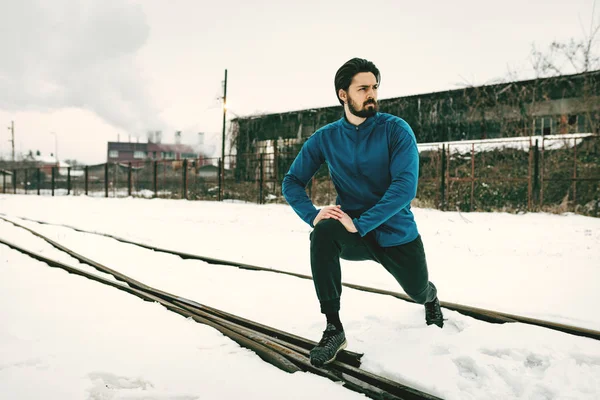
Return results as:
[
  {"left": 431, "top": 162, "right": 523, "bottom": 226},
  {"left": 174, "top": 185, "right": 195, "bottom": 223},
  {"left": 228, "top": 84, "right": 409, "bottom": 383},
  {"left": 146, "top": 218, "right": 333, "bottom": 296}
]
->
[{"left": 310, "top": 219, "right": 437, "bottom": 314}]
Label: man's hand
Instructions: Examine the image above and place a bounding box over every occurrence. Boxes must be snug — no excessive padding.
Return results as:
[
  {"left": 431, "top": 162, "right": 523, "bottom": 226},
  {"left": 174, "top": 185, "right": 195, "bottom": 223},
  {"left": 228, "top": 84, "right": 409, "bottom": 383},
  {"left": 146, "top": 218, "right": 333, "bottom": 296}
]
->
[
  {"left": 313, "top": 205, "right": 344, "bottom": 226},
  {"left": 313, "top": 205, "right": 358, "bottom": 233},
  {"left": 339, "top": 212, "right": 358, "bottom": 233}
]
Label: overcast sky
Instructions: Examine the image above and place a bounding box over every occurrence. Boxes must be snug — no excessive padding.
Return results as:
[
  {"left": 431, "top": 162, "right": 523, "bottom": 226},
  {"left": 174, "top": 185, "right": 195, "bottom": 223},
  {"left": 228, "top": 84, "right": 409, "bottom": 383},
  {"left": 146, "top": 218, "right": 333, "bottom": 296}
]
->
[{"left": 0, "top": 0, "right": 598, "bottom": 164}]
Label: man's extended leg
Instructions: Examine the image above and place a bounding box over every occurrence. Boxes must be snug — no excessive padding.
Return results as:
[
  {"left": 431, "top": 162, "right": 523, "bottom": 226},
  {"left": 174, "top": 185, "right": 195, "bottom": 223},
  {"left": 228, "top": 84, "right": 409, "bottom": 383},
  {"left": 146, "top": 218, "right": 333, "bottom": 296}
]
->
[{"left": 369, "top": 234, "right": 444, "bottom": 327}]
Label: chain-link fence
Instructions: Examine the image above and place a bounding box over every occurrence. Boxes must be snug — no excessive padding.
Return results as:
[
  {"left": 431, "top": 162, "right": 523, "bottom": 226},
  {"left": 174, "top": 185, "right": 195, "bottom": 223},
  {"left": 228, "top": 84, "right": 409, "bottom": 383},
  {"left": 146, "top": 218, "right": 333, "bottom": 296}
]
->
[{"left": 2, "top": 135, "right": 599, "bottom": 216}]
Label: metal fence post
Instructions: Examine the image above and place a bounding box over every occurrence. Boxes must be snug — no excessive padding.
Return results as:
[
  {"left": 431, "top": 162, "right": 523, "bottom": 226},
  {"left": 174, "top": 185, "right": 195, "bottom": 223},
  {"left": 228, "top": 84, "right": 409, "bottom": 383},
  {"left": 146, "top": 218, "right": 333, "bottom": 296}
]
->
[
  {"left": 218, "top": 158, "right": 222, "bottom": 201},
  {"left": 440, "top": 145, "right": 446, "bottom": 210},
  {"left": 51, "top": 167, "right": 55, "bottom": 196},
  {"left": 595, "top": 184, "right": 599, "bottom": 218},
  {"left": 258, "top": 153, "right": 264, "bottom": 204},
  {"left": 37, "top": 168, "right": 41, "bottom": 195},
  {"left": 527, "top": 140, "right": 532, "bottom": 211},
  {"left": 470, "top": 143, "right": 475, "bottom": 211},
  {"left": 153, "top": 161, "right": 158, "bottom": 198},
  {"left": 533, "top": 140, "right": 539, "bottom": 207},
  {"left": 273, "top": 141, "right": 279, "bottom": 202},
  {"left": 183, "top": 159, "right": 188, "bottom": 200},
  {"left": 446, "top": 145, "right": 450, "bottom": 209},
  {"left": 128, "top": 162, "right": 132, "bottom": 197},
  {"left": 85, "top": 166, "right": 89, "bottom": 195},
  {"left": 572, "top": 138, "right": 577, "bottom": 211},
  {"left": 540, "top": 139, "right": 545, "bottom": 208},
  {"left": 67, "top": 167, "right": 71, "bottom": 195},
  {"left": 104, "top": 163, "right": 109, "bottom": 198}
]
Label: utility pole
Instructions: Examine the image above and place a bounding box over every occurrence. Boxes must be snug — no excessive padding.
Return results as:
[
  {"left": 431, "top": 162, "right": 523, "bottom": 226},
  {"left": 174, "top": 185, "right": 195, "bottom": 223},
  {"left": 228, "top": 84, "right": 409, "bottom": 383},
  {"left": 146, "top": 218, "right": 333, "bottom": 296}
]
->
[
  {"left": 8, "top": 121, "right": 15, "bottom": 162},
  {"left": 220, "top": 69, "right": 228, "bottom": 201}
]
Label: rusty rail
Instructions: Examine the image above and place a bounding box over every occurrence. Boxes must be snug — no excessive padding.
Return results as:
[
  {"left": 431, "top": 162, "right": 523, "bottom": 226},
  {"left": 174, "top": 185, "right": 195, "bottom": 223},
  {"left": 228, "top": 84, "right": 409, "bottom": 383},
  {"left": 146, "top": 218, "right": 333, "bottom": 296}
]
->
[
  {"left": 0, "top": 220, "right": 442, "bottom": 400},
  {"left": 2, "top": 213, "right": 599, "bottom": 342}
]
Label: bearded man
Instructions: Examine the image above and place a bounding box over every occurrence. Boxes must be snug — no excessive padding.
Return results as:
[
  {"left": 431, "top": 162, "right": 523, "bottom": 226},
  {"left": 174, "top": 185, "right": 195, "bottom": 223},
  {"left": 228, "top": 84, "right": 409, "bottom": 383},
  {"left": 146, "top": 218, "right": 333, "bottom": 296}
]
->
[{"left": 282, "top": 58, "right": 444, "bottom": 368}]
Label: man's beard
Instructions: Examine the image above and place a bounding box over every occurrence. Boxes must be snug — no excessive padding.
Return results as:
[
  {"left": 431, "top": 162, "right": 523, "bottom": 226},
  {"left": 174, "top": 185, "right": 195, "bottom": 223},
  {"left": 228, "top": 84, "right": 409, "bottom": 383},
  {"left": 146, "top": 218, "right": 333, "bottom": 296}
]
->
[{"left": 348, "top": 96, "right": 378, "bottom": 118}]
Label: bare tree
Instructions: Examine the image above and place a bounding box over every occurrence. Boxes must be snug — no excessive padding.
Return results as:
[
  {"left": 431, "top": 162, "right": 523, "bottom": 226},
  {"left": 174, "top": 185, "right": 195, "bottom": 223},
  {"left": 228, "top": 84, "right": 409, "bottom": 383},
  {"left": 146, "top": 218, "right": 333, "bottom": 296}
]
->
[
  {"left": 526, "top": 4, "right": 600, "bottom": 135},
  {"left": 531, "top": 3, "right": 599, "bottom": 77}
]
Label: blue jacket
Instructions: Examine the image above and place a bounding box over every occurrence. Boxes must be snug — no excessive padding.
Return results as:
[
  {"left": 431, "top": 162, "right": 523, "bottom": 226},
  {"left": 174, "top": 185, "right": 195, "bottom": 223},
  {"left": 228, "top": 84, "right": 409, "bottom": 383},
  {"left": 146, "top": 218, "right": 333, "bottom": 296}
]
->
[{"left": 282, "top": 112, "right": 419, "bottom": 247}]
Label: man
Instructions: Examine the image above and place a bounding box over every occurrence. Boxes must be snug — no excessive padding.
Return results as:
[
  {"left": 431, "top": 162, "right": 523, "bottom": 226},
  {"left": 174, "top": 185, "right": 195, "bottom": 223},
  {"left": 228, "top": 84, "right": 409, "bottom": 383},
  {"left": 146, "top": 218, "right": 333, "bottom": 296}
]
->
[{"left": 282, "top": 58, "right": 444, "bottom": 368}]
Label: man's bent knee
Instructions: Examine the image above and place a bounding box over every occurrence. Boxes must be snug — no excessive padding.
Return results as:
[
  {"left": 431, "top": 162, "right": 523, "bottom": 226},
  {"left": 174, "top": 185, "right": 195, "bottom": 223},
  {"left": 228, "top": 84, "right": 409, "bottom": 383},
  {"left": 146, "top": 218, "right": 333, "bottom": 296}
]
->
[{"left": 311, "top": 218, "right": 345, "bottom": 240}]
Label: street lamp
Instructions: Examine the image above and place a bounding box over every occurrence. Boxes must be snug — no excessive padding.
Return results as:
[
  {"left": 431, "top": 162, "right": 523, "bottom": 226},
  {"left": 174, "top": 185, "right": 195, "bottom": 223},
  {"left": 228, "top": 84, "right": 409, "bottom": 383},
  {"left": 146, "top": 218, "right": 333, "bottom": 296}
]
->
[
  {"left": 220, "top": 69, "right": 227, "bottom": 201},
  {"left": 50, "top": 132, "right": 58, "bottom": 165}
]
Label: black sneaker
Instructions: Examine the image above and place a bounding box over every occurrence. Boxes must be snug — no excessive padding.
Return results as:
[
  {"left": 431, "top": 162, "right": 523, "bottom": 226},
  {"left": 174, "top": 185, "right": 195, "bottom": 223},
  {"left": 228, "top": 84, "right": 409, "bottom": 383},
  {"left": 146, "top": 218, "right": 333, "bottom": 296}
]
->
[
  {"left": 425, "top": 297, "right": 444, "bottom": 328},
  {"left": 309, "top": 323, "right": 347, "bottom": 367}
]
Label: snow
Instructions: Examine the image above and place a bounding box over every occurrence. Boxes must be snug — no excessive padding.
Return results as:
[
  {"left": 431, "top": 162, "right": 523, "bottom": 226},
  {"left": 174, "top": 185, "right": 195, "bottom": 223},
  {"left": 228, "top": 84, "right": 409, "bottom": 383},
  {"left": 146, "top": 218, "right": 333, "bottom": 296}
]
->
[
  {"left": 1, "top": 195, "right": 599, "bottom": 399},
  {"left": 417, "top": 133, "right": 596, "bottom": 154}
]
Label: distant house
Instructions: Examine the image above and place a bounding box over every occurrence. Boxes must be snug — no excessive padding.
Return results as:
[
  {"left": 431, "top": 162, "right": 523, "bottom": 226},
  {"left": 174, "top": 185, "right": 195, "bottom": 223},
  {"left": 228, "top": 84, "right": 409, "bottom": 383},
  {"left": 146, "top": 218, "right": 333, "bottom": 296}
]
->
[
  {"left": 27, "top": 156, "right": 82, "bottom": 177},
  {"left": 107, "top": 142, "right": 203, "bottom": 163},
  {"left": 33, "top": 156, "right": 58, "bottom": 176}
]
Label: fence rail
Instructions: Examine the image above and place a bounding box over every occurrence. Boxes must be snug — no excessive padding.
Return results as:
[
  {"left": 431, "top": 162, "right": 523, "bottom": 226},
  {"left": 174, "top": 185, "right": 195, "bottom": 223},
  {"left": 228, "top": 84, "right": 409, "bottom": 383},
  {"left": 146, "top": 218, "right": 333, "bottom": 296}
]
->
[{"left": 1, "top": 135, "right": 599, "bottom": 217}]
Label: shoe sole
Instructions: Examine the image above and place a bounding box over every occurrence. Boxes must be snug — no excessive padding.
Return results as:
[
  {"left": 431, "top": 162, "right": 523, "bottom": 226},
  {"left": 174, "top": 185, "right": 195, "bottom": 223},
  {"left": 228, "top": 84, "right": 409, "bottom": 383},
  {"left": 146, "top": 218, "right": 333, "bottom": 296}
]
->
[
  {"left": 426, "top": 318, "right": 445, "bottom": 328},
  {"left": 322, "top": 339, "right": 347, "bottom": 366}
]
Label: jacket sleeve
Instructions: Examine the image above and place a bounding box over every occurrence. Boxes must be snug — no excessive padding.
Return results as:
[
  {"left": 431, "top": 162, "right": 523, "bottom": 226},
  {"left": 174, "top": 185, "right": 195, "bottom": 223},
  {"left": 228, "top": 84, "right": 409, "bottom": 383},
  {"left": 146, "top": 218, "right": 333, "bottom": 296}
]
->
[
  {"left": 352, "top": 123, "right": 419, "bottom": 236},
  {"left": 282, "top": 134, "right": 324, "bottom": 227}
]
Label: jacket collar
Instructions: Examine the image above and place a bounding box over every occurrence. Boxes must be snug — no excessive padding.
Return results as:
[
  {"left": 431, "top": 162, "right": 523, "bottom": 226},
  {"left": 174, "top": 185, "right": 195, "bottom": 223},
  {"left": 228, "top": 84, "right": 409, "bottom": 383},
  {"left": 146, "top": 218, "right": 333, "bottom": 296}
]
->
[{"left": 340, "top": 112, "right": 379, "bottom": 132}]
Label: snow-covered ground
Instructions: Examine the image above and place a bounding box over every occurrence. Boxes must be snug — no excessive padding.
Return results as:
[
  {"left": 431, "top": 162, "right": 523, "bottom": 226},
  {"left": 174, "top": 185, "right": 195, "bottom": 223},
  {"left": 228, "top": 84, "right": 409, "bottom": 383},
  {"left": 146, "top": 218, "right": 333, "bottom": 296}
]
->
[
  {"left": 1, "top": 195, "right": 599, "bottom": 399},
  {"left": 417, "top": 133, "right": 596, "bottom": 154}
]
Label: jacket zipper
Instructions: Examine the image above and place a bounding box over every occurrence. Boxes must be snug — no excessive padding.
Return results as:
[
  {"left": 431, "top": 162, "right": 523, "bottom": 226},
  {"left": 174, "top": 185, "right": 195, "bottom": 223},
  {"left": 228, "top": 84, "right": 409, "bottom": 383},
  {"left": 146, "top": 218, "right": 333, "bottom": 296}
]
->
[{"left": 354, "top": 126, "right": 360, "bottom": 177}]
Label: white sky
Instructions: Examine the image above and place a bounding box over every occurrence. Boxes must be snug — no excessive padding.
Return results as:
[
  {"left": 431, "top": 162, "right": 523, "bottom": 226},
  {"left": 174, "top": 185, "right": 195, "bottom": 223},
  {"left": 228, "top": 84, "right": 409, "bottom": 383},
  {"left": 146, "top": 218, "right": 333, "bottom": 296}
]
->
[{"left": 0, "top": 0, "right": 598, "bottom": 164}]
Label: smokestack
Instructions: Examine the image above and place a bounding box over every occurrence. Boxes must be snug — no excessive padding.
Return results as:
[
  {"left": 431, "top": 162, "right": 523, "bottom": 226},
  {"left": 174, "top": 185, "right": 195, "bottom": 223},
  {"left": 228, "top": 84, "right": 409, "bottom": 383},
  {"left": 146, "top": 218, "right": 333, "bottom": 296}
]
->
[{"left": 175, "top": 131, "right": 182, "bottom": 145}]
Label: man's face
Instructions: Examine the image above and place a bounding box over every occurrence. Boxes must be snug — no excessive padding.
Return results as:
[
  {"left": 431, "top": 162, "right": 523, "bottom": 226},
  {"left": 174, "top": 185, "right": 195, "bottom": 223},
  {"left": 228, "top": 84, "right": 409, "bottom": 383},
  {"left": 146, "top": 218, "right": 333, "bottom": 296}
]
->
[{"left": 341, "top": 72, "right": 379, "bottom": 118}]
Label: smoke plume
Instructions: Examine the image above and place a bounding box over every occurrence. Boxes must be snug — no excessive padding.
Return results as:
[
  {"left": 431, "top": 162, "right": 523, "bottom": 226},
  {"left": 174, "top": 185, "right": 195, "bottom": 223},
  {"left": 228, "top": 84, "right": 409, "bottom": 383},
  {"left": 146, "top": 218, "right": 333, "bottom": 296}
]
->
[{"left": 0, "top": 0, "right": 164, "bottom": 135}]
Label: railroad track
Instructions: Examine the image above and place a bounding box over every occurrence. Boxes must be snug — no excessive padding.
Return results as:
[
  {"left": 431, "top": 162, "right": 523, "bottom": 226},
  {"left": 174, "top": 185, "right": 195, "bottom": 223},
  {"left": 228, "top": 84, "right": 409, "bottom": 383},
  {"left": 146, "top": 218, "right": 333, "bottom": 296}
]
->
[
  {"left": 2, "top": 213, "right": 598, "bottom": 342},
  {"left": 0, "top": 218, "right": 442, "bottom": 400}
]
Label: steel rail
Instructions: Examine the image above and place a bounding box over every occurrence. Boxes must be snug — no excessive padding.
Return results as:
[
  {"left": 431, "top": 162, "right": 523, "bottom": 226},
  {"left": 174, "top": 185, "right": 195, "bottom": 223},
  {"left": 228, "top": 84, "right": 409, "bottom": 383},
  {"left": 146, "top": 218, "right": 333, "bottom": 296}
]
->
[
  {"left": 2, "top": 213, "right": 598, "bottom": 341},
  {"left": 0, "top": 215, "right": 363, "bottom": 365},
  {"left": 0, "top": 235, "right": 441, "bottom": 400}
]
